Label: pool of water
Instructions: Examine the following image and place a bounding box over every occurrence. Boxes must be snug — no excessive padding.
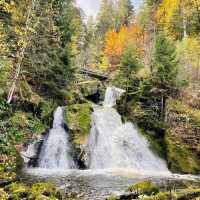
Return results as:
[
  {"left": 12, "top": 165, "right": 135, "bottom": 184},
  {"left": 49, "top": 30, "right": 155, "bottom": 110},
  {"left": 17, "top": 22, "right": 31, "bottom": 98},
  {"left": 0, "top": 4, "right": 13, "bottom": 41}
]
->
[{"left": 20, "top": 168, "right": 200, "bottom": 200}]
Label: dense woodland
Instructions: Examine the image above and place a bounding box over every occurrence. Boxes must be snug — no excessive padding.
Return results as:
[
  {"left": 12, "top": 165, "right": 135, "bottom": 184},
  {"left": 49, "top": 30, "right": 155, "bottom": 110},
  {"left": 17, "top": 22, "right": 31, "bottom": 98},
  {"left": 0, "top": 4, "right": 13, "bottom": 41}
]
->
[{"left": 1, "top": 0, "right": 200, "bottom": 199}]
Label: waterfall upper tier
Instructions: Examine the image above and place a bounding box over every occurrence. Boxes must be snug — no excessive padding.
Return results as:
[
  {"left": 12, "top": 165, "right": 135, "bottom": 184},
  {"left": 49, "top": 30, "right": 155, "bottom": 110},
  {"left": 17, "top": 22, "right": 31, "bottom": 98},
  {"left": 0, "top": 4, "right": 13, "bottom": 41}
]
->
[
  {"left": 88, "top": 87, "right": 169, "bottom": 173},
  {"left": 103, "top": 87, "right": 125, "bottom": 107},
  {"left": 38, "top": 107, "right": 75, "bottom": 169}
]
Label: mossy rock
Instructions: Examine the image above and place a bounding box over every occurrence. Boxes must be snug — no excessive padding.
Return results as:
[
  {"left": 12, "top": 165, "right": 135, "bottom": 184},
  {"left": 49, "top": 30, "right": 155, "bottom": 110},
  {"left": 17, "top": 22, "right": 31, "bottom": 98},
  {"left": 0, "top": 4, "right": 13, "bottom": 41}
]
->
[
  {"left": 4, "top": 182, "right": 30, "bottom": 200},
  {"left": 106, "top": 197, "right": 118, "bottom": 200},
  {"left": 9, "top": 111, "right": 29, "bottom": 129},
  {"left": 78, "top": 80, "right": 103, "bottom": 97},
  {"left": 40, "top": 99, "right": 57, "bottom": 120},
  {"left": 0, "top": 189, "right": 9, "bottom": 200},
  {"left": 127, "top": 181, "right": 159, "bottom": 196},
  {"left": 177, "top": 188, "right": 200, "bottom": 199},
  {"left": 165, "top": 130, "right": 200, "bottom": 174},
  {"left": 167, "top": 98, "right": 200, "bottom": 129},
  {"left": 0, "top": 155, "right": 18, "bottom": 183},
  {"left": 29, "top": 182, "right": 62, "bottom": 200},
  {"left": 143, "top": 192, "right": 176, "bottom": 200},
  {"left": 4, "top": 182, "right": 62, "bottom": 200},
  {"left": 140, "top": 129, "right": 166, "bottom": 159},
  {"left": 65, "top": 103, "right": 92, "bottom": 145}
]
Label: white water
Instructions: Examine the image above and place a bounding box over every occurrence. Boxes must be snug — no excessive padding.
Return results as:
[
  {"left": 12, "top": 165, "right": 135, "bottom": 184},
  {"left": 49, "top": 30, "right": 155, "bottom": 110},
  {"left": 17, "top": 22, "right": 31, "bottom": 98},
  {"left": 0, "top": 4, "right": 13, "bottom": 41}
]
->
[
  {"left": 38, "top": 107, "right": 74, "bottom": 169},
  {"left": 88, "top": 87, "right": 169, "bottom": 172}
]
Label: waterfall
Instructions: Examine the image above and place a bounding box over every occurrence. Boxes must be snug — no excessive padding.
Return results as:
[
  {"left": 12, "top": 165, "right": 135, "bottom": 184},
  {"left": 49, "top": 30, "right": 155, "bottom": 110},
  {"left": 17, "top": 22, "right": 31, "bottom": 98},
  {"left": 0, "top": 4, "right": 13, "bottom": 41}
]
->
[
  {"left": 88, "top": 87, "right": 169, "bottom": 172},
  {"left": 38, "top": 107, "right": 74, "bottom": 169}
]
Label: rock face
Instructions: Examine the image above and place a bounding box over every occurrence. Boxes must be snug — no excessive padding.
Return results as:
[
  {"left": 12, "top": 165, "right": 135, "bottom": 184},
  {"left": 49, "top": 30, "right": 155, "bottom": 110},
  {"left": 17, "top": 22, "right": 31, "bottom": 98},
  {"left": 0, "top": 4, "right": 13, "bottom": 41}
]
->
[
  {"left": 165, "top": 98, "right": 200, "bottom": 174},
  {"left": 20, "top": 135, "right": 44, "bottom": 167},
  {"left": 64, "top": 103, "right": 92, "bottom": 169}
]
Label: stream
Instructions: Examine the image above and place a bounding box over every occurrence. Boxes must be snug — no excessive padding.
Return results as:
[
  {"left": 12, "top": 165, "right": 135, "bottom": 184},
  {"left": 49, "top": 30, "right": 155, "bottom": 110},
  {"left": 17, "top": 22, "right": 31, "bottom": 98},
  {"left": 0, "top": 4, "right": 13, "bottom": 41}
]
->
[{"left": 21, "top": 168, "right": 200, "bottom": 199}]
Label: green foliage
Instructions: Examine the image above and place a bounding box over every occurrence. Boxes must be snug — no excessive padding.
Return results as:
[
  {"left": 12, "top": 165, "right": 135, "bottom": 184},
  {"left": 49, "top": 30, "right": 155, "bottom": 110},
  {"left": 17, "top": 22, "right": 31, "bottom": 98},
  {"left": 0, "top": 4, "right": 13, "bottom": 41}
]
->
[
  {"left": 96, "top": 0, "right": 116, "bottom": 38},
  {"left": 178, "top": 188, "right": 200, "bottom": 199},
  {"left": 152, "top": 33, "right": 178, "bottom": 89},
  {"left": 0, "top": 58, "right": 12, "bottom": 93},
  {"left": 5, "top": 182, "right": 30, "bottom": 200},
  {"left": 29, "top": 182, "right": 61, "bottom": 200},
  {"left": 176, "top": 36, "right": 200, "bottom": 85},
  {"left": 127, "top": 181, "right": 159, "bottom": 196},
  {"left": 115, "top": 0, "right": 134, "bottom": 28},
  {"left": 0, "top": 0, "right": 81, "bottom": 102},
  {"left": 143, "top": 192, "right": 176, "bottom": 200},
  {"left": 114, "top": 45, "right": 143, "bottom": 90},
  {"left": 4, "top": 182, "right": 62, "bottom": 200},
  {"left": 0, "top": 189, "right": 9, "bottom": 200},
  {"left": 65, "top": 103, "right": 92, "bottom": 145},
  {"left": 165, "top": 130, "right": 200, "bottom": 174},
  {"left": 0, "top": 96, "right": 48, "bottom": 154},
  {"left": 140, "top": 129, "right": 166, "bottom": 159}
]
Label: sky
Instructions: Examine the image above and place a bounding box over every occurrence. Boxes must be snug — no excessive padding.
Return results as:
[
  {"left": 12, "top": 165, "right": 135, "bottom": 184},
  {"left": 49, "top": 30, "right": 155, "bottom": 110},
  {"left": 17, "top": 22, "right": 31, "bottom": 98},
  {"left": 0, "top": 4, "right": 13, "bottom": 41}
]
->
[{"left": 76, "top": 0, "right": 143, "bottom": 19}]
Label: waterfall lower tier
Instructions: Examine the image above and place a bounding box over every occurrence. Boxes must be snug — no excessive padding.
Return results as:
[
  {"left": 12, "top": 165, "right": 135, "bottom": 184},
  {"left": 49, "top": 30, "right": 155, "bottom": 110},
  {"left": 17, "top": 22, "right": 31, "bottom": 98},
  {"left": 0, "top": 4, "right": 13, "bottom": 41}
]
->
[
  {"left": 38, "top": 107, "right": 75, "bottom": 169},
  {"left": 88, "top": 87, "right": 169, "bottom": 172}
]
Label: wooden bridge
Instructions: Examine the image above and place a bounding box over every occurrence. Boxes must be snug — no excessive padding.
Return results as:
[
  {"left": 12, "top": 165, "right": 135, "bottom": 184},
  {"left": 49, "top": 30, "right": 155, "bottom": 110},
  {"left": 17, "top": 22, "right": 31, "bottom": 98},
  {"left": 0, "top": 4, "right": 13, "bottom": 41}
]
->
[{"left": 78, "top": 67, "right": 109, "bottom": 80}]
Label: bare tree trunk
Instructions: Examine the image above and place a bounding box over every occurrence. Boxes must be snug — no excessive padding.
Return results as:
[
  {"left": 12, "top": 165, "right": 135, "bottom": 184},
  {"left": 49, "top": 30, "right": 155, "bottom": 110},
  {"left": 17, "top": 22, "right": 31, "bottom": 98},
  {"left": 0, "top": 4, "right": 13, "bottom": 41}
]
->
[
  {"left": 7, "top": 0, "right": 36, "bottom": 103},
  {"left": 161, "top": 92, "right": 164, "bottom": 120},
  {"left": 181, "top": 1, "right": 187, "bottom": 38}
]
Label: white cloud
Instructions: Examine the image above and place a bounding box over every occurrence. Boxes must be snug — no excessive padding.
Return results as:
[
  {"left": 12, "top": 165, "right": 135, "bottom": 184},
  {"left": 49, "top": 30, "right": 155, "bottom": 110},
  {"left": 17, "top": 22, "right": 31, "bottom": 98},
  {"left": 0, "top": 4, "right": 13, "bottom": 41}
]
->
[{"left": 76, "top": 0, "right": 100, "bottom": 18}]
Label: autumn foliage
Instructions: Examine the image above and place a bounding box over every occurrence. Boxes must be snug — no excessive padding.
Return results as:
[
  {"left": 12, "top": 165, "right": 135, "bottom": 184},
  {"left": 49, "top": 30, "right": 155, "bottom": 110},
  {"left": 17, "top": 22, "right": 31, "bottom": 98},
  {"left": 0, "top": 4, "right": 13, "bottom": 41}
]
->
[{"left": 104, "top": 24, "right": 145, "bottom": 70}]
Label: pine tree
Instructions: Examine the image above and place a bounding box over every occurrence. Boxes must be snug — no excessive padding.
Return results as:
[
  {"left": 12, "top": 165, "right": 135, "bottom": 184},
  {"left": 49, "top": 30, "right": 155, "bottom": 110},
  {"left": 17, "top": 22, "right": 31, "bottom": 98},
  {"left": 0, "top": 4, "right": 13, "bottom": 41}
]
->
[
  {"left": 152, "top": 33, "right": 178, "bottom": 119},
  {"left": 0, "top": 0, "right": 82, "bottom": 102},
  {"left": 115, "top": 45, "right": 143, "bottom": 90},
  {"left": 153, "top": 33, "right": 177, "bottom": 88},
  {"left": 96, "top": 0, "right": 115, "bottom": 38},
  {"left": 116, "top": 0, "right": 134, "bottom": 29}
]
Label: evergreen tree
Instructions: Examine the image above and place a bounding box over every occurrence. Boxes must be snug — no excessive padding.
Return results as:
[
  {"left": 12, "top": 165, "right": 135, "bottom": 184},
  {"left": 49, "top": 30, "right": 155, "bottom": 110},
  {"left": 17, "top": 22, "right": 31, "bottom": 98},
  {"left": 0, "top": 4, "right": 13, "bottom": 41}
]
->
[
  {"left": 0, "top": 0, "right": 82, "bottom": 102},
  {"left": 153, "top": 34, "right": 177, "bottom": 88},
  {"left": 152, "top": 33, "right": 178, "bottom": 119},
  {"left": 115, "top": 45, "right": 143, "bottom": 90},
  {"left": 116, "top": 0, "right": 134, "bottom": 29},
  {"left": 96, "top": 0, "right": 115, "bottom": 38}
]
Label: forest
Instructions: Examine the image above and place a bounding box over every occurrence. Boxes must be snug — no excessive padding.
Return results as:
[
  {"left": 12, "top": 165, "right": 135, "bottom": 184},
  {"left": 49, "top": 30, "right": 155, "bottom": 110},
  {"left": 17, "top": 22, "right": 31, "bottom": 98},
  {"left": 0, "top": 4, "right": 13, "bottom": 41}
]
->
[{"left": 0, "top": 0, "right": 200, "bottom": 199}]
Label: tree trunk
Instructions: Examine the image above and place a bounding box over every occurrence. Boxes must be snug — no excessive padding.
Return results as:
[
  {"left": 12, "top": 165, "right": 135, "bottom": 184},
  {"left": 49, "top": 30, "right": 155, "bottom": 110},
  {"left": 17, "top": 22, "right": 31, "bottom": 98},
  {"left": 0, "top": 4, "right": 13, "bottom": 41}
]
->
[{"left": 7, "top": 0, "right": 36, "bottom": 103}]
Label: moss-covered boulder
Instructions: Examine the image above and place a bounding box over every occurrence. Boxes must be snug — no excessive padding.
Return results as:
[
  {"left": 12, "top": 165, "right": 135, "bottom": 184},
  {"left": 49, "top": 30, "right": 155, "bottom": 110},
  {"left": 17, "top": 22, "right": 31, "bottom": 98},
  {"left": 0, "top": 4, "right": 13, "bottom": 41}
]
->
[
  {"left": 142, "top": 192, "right": 176, "bottom": 200},
  {"left": 177, "top": 188, "right": 200, "bottom": 199},
  {"left": 4, "top": 182, "right": 62, "bottom": 200},
  {"left": 29, "top": 182, "right": 62, "bottom": 200},
  {"left": 65, "top": 103, "right": 92, "bottom": 145},
  {"left": 165, "top": 130, "right": 200, "bottom": 174},
  {"left": 0, "top": 189, "right": 9, "bottom": 200},
  {"left": 4, "top": 182, "right": 30, "bottom": 199},
  {"left": 127, "top": 181, "right": 159, "bottom": 196},
  {"left": 0, "top": 155, "right": 18, "bottom": 186},
  {"left": 78, "top": 80, "right": 103, "bottom": 98}
]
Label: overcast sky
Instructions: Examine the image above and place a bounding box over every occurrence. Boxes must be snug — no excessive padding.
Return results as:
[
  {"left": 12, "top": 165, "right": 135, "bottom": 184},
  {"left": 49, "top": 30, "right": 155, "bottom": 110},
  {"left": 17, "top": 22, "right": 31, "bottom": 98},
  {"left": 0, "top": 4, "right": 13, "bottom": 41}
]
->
[{"left": 76, "top": 0, "right": 143, "bottom": 19}]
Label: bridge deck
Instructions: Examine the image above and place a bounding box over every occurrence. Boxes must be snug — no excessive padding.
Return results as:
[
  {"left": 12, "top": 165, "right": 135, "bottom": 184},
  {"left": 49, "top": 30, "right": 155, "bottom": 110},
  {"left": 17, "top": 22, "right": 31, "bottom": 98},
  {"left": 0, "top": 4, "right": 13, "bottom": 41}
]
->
[{"left": 79, "top": 68, "right": 109, "bottom": 80}]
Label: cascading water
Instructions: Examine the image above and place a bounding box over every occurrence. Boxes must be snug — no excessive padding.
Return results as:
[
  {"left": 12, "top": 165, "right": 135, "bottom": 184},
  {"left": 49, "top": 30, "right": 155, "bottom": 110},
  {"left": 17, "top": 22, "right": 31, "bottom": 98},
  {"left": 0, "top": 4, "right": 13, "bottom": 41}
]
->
[
  {"left": 88, "top": 87, "right": 169, "bottom": 172},
  {"left": 38, "top": 107, "right": 74, "bottom": 169}
]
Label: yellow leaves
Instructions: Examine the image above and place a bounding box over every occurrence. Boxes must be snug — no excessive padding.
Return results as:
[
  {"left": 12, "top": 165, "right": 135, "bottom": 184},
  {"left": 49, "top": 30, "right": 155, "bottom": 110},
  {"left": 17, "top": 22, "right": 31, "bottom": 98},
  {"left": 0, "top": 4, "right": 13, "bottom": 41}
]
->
[
  {"left": 104, "top": 30, "right": 123, "bottom": 63},
  {"left": 99, "top": 56, "right": 111, "bottom": 71},
  {"left": 156, "top": 0, "right": 200, "bottom": 36},
  {"left": 104, "top": 24, "right": 145, "bottom": 70},
  {"left": 176, "top": 36, "right": 200, "bottom": 83},
  {"left": 156, "top": 0, "right": 179, "bottom": 29},
  {"left": 0, "top": 0, "right": 13, "bottom": 13}
]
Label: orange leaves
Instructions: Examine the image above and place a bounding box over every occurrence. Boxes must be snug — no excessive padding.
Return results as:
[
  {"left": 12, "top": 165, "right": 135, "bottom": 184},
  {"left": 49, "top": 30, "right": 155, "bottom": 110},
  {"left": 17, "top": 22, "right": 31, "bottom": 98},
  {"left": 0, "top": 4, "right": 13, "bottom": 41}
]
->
[{"left": 104, "top": 24, "right": 145, "bottom": 69}]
